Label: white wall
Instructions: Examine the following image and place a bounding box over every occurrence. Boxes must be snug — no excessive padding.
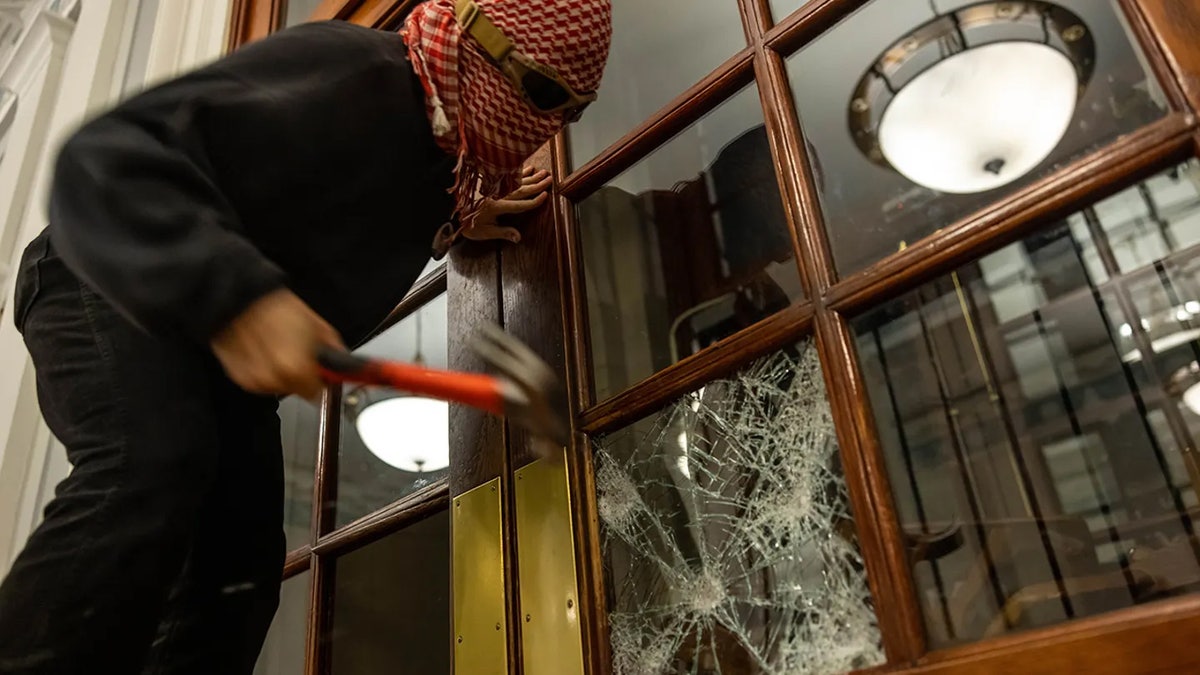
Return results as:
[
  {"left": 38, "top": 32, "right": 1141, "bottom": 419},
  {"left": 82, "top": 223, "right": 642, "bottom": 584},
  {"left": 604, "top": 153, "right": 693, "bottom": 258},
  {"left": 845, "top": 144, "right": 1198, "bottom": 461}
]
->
[{"left": 0, "top": 0, "right": 232, "bottom": 571}]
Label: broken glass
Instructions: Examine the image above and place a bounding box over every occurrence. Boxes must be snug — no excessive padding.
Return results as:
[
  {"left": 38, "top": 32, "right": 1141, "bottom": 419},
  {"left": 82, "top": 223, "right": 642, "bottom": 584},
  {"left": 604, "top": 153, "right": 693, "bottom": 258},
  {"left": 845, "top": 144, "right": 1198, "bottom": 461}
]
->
[{"left": 595, "top": 342, "right": 884, "bottom": 674}]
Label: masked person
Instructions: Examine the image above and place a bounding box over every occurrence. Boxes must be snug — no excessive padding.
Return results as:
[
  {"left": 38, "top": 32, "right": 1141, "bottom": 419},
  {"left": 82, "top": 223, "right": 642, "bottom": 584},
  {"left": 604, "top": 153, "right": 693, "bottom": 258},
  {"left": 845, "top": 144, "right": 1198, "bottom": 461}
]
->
[{"left": 0, "top": 1, "right": 612, "bottom": 672}]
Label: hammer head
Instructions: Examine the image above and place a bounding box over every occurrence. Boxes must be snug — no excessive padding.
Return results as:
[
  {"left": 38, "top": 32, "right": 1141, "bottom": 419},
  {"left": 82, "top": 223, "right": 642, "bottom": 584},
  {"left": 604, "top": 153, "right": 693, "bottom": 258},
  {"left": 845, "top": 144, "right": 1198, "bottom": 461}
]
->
[{"left": 470, "top": 323, "right": 570, "bottom": 448}]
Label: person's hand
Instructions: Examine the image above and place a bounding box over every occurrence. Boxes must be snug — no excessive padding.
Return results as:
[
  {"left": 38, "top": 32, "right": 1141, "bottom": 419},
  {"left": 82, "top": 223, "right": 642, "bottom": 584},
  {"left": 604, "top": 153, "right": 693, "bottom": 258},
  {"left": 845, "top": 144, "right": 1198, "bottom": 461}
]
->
[
  {"left": 211, "top": 289, "right": 344, "bottom": 399},
  {"left": 462, "top": 166, "right": 553, "bottom": 244}
]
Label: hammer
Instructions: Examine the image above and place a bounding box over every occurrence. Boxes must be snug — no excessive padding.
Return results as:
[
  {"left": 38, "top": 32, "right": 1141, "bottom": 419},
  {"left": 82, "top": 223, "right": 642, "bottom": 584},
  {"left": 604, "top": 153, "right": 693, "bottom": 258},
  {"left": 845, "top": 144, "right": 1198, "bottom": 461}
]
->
[{"left": 317, "top": 323, "right": 570, "bottom": 448}]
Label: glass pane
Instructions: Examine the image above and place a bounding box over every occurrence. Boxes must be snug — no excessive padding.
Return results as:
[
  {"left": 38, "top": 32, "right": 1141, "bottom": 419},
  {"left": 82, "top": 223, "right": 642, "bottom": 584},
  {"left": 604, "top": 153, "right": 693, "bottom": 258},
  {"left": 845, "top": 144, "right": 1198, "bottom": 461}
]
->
[
  {"left": 283, "top": 0, "right": 323, "bottom": 27},
  {"left": 567, "top": 0, "right": 747, "bottom": 168},
  {"left": 595, "top": 341, "right": 884, "bottom": 673},
  {"left": 578, "top": 84, "right": 803, "bottom": 401},
  {"left": 327, "top": 511, "right": 450, "bottom": 674},
  {"left": 787, "top": 0, "right": 1169, "bottom": 274},
  {"left": 253, "top": 572, "right": 309, "bottom": 675},
  {"left": 336, "top": 294, "right": 449, "bottom": 527},
  {"left": 279, "top": 396, "right": 319, "bottom": 550},
  {"left": 768, "top": 0, "right": 807, "bottom": 23},
  {"left": 853, "top": 160, "right": 1200, "bottom": 647}
]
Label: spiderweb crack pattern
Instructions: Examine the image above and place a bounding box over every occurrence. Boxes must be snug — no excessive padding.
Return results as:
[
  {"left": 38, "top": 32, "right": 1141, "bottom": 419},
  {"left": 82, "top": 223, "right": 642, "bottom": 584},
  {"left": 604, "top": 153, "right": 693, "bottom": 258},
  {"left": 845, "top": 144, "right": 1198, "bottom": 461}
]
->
[{"left": 595, "top": 343, "right": 884, "bottom": 674}]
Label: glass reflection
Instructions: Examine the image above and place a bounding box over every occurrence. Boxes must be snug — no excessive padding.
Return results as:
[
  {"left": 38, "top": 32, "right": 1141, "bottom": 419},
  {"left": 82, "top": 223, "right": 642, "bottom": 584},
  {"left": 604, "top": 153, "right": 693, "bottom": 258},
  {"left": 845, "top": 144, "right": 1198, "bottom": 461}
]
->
[
  {"left": 788, "top": 0, "right": 1168, "bottom": 273},
  {"left": 855, "top": 161, "right": 1200, "bottom": 646},
  {"left": 279, "top": 396, "right": 318, "bottom": 551},
  {"left": 326, "top": 512, "right": 450, "bottom": 674},
  {"left": 768, "top": 0, "right": 806, "bottom": 23},
  {"left": 283, "top": 0, "right": 323, "bottom": 27},
  {"left": 567, "top": 0, "right": 746, "bottom": 168},
  {"left": 253, "top": 572, "right": 309, "bottom": 675},
  {"left": 336, "top": 295, "right": 449, "bottom": 527},
  {"left": 578, "top": 84, "right": 803, "bottom": 401}
]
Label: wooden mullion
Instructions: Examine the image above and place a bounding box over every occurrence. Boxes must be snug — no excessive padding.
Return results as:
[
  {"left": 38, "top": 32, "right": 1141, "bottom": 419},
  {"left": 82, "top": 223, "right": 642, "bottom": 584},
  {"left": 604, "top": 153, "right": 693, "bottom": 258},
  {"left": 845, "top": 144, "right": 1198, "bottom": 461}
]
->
[
  {"left": 1124, "top": 0, "right": 1200, "bottom": 114},
  {"left": 825, "top": 113, "right": 1197, "bottom": 316},
  {"left": 312, "top": 481, "right": 449, "bottom": 556},
  {"left": 897, "top": 595, "right": 1200, "bottom": 673},
  {"left": 763, "top": 0, "right": 873, "bottom": 57},
  {"left": 749, "top": 9, "right": 927, "bottom": 658},
  {"left": 304, "top": 553, "right": 333, "bottom": 675},
  {"left": 550, "top": 133, "right": 612, "bottom": 674},
  {"left": 737, "top": 0, "right": 771, "bottom": 45},
  {"left": 225, "top": 0, "right": 285, "bottom": 51},
  {"left": 283, "top": 546, "right": 311, "bottom": 579},
  {"left": 579, "top": 303, "right": 814, "bottom": 435},
  {"left": 558, "top": 51, "right": 756, "bottom": 201},
  {"left": 357, "top": 265, "right": 447, "bottom": 344},
  {"left": 313, "top": 386, "right": 340, "bottom": 540},
  {"left": 1118, "top": 0, "right": 1192, "bottom": 113}
]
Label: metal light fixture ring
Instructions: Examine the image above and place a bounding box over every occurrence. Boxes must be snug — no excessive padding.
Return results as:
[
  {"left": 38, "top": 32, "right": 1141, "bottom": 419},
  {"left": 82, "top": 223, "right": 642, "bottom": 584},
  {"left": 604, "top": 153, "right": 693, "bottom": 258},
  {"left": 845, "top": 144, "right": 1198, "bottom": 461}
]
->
[{"left": 848, "top": 1, "right": 1096, "bottom": 189}]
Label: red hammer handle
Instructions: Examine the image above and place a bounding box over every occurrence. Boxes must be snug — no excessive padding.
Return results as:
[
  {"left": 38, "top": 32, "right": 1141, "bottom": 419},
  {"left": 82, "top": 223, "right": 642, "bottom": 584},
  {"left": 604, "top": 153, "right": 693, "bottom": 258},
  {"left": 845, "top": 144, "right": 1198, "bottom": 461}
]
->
[{"left": 318, "top": 348, "right": 507, "bottom": 416}]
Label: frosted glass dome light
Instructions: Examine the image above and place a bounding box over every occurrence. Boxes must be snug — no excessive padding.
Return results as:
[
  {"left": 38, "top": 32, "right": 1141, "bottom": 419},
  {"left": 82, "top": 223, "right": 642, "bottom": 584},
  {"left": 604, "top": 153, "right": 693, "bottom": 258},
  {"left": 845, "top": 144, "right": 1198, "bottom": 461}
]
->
[
  {"left": 355, "top": 397, "right": 450, "bottom": 472},
  {"left": 878, "top": 42, "right": 1079, "bottom": 194}
]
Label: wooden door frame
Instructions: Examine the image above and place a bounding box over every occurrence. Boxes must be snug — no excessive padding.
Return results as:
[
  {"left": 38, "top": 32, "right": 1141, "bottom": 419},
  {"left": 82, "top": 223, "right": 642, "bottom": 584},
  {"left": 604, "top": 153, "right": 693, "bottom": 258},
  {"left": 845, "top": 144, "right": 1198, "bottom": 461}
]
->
[{"left": 226, "top": 0, "right": 1200, "bottom": 672}]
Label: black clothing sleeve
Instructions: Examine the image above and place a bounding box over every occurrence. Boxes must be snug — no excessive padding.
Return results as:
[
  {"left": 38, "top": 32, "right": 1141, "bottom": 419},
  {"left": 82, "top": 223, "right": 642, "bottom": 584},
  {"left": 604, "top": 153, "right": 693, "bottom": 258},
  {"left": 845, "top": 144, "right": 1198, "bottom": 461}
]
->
[{"left": 46, "top": 21, "right": 454, "bottom": 345}]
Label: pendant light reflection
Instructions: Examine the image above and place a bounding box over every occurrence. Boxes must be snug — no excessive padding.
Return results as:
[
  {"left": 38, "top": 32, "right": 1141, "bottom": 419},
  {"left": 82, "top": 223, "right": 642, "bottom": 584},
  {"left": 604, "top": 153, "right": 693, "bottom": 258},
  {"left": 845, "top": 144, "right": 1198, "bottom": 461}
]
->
[
  {"left": 1170, "top": 362, "right": 1200, "bottom": 417},
  {"left": 354, "top": 396, "right": 450, "bottom": 472},
  {"left": 1119, "top": 302, "right": 1200, "bottom": 364},
  {"left": 849, "top": 1, "right": 1095, "bottom": 194},
  {"left": 343, "top": 305, "right": 449, "bottom": 473}
]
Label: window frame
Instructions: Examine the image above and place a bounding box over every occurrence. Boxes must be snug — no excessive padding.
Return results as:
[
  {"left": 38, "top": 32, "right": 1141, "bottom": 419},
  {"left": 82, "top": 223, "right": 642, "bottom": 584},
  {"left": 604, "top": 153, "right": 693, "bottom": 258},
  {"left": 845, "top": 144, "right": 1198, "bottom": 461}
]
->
[{"left": 225, "top": 0, "right": 1200, "bottom": 671}]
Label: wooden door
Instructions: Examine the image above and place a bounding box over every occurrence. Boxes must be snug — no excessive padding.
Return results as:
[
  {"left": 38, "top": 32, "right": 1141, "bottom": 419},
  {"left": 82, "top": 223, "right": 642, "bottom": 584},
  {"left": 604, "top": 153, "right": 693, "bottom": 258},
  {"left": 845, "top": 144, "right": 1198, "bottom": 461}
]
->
[{"left": 235, "top": 0, "right": 1200, "bottom": 673}]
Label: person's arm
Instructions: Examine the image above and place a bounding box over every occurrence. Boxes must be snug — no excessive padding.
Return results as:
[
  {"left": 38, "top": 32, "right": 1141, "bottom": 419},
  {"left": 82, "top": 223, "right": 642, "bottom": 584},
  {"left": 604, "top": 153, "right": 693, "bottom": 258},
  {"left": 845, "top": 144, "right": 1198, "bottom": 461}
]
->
[{"left": 49, "top": 109, "right": 285, "bottom": 343}]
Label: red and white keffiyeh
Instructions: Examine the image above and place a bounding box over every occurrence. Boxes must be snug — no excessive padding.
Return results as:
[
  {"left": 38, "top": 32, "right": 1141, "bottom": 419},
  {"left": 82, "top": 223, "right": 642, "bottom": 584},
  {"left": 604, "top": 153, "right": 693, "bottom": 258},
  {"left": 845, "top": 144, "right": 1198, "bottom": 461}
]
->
[{"left": 401, "top": 0, "right": 612, "bottom": 227}]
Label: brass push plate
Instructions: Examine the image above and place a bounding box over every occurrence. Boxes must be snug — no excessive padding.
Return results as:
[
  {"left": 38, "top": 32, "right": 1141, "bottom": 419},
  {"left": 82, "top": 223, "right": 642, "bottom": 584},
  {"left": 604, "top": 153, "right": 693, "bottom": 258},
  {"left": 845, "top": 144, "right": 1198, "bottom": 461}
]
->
[
  {"left": 452, "top": 477, "right": 508, "bottom": 675},
  {"left": 514, "top": 450, "right": 584, "bottom": 675}
]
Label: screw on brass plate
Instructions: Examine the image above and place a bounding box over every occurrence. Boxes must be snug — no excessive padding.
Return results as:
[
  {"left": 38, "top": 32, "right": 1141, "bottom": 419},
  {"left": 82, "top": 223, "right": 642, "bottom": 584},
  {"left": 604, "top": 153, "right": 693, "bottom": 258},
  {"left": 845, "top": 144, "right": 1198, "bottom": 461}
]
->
[
  {"left": 455, "top": 500, "right": 461, "bottom": 507},
  {"left": 1062, "top": 24, "right": 1085, "bottom": 42},
  {"left": 525, "top": 614, "right": 532, "bottom": 623},
  {"left": 567, "top": 599, "right": 574, "bottom": 609},
  {"left": 495, "top": 623, "right": 502, "bottom": 631},
  {"left": 457, "top": 636, "right": 463, "bottom": 644},
  {"left": 491, "top": 486, "right": 496, "bottom": 492}
]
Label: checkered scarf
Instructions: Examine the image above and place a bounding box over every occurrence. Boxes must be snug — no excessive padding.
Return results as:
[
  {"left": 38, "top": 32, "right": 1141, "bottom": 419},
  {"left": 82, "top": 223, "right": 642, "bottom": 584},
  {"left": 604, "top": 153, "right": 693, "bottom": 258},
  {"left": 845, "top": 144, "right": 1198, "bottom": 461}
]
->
[{"left": 401, "top": 0, "right": 612, "bottom": 230}]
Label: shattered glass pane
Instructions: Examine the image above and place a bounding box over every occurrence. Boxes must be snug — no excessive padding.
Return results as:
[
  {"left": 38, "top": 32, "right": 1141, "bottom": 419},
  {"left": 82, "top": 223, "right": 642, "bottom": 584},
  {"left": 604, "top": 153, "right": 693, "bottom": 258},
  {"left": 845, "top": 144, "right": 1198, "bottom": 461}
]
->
[{"left": 595, "top": 342, "right": 884, "bottom": 674}]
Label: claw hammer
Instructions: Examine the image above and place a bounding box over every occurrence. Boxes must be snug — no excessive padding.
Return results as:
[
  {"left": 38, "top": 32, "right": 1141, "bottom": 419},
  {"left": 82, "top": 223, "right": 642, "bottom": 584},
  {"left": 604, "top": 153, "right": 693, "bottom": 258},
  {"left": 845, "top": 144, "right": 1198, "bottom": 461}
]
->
[{"left": 317, "top": 323, "right": 570, "bottom": 448}]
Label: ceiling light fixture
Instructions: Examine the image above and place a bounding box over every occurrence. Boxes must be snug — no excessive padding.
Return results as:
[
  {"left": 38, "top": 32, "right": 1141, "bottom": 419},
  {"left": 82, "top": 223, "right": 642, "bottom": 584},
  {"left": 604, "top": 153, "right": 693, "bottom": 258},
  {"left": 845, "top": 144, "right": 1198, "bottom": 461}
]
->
[
  {"left": 849, "top": 1, "right": 1095, "bottom": 194},
  {"left": 345, "top": 308, "right": 450, "bottom": 473}
]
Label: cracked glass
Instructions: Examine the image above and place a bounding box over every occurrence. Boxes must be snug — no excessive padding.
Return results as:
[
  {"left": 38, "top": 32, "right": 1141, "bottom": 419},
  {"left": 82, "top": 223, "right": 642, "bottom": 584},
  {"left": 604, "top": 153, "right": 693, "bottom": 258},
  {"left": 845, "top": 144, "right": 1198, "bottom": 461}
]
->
[
  {"left": 854, "top": 160, "right": 1200, "bottom": 646},
  {"left": 595, "top": 342, "right": 884, "bottom": 674}
]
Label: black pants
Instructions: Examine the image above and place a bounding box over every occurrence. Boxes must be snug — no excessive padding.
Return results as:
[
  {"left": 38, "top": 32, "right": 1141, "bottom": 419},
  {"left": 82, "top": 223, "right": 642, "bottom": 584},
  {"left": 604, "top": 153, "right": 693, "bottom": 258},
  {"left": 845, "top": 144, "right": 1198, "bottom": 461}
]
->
[{"left": 0, "top": 231, "right": 285, "bottom": 674}]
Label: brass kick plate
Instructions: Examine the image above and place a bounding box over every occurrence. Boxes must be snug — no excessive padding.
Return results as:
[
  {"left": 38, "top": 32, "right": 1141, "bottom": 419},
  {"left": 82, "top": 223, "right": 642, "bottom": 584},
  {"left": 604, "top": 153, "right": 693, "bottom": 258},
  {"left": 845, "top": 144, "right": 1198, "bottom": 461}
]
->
[
  {"left": 452, "top": 477, "right": 507, "bottom": 675},
  {"left": 514, "top": 450, "right": 584, "bottom": 675}
]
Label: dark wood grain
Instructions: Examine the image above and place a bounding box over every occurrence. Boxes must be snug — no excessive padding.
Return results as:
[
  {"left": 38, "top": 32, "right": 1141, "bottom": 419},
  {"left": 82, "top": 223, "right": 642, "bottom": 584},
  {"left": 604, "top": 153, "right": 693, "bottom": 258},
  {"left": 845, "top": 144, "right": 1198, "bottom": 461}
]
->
[
  {"left": 827, "top": 113, "right": 1197, "bottom": 316},
  {"left": 312, "top": 481, "right": 449, "bottom": 556},
  {"left": 550, "top": 134, "right": 613, "bottom": 675},
  {"left": 304, "top": 554, "right": 332, "bottom": 675},
  {"left": 1127, "top": 0, "right": 1200, "bottom": 114},
  {"left": 882, "top": 595, "right": 1200, "bottom": 673},
  {"left": 763, "top": 0, "right": 873, "bottom": 56},
  {"left": 558, "top": 52, "right": 756, "bottom": 201},
  {"left": 447, "top": 242, "right": 505, "bottom": 495},
  {"left": 737, "top": 0, "right": 769, "bottom": 45},
  {"left": 313, "top": 386, "right": 340, "bottom": 540},
  {"left": 225, "top": 0, "right": 284, "bottom": 50},
  {"left": 283, "top": 547, "right": 311, "bottom": 579},
  {"left": 579, "top": 303, "right": 814, "bottom": 435},
  {"left": 499, "top": 144, "right": 564, "bottom": 470}
]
